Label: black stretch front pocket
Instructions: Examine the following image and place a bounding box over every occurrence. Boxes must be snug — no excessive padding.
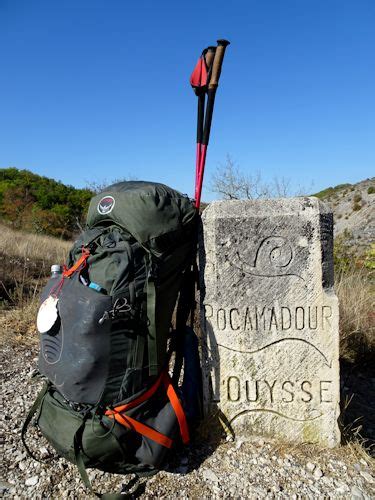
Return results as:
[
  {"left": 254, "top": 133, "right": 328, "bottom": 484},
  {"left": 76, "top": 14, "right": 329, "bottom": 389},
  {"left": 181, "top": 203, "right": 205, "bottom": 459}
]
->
[{"left": 38, "top": 277, "right": 112, "bottom": 405}]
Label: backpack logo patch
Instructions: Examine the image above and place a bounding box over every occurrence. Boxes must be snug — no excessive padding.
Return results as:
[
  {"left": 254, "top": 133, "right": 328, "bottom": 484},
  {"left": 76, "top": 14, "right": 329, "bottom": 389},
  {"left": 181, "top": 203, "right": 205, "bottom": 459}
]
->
[{"left": 98, "top": 196, "right": 115, "bottom": 215}]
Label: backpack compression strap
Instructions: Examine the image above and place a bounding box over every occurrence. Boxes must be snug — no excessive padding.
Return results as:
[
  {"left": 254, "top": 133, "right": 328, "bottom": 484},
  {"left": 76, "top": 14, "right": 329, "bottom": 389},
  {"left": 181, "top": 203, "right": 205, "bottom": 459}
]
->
[
  {"left": 146, "top": 272, "right": 158, "bottom": 376},
  {"left": 74, "top": 417, "right": 142, "bottom": 499},
  {"left": 22, "top": 382, "right": 50, "bottom": 461},
  {"left": 105, "top": 370, "right": 189, "bottom": 446}
]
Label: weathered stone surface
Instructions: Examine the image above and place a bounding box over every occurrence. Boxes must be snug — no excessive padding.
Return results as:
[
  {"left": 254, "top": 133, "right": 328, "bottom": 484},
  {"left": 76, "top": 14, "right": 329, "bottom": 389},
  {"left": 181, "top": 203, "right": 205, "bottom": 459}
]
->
[{"left": 200, "top": 197, "right": 340, "bottom": 447}]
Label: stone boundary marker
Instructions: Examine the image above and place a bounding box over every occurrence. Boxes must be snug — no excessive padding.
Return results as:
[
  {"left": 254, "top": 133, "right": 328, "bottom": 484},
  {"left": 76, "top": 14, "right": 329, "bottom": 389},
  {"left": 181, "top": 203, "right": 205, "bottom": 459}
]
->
[{"left": 200, "top": 198, "right": 340, "bottom": 447}]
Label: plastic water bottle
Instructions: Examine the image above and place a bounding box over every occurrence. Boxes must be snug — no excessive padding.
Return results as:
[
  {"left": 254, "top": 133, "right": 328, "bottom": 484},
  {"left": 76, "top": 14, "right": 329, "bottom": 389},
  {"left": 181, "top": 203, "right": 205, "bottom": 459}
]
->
[{"left": 51, "top": 265, "right": 63, "bottom": 279}]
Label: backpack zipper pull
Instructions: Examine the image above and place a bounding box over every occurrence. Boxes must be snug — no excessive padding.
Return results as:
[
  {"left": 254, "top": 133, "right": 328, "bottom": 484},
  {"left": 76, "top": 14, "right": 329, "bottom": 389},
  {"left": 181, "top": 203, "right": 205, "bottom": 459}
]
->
[{"left": 98, "top": 311, "right": 110, "bottom": 325}]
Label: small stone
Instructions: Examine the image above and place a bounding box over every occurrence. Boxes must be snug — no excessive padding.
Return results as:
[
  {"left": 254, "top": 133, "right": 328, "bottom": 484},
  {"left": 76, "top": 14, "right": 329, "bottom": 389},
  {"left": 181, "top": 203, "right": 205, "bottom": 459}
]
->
[
  {"left": 313, "top": 467, "right": 323, "bottom": 480},
  {"left": 226, "top": 435, "right": 234, "bottom": 442},
  {"left": 203, "top": 469, "right": 219, "bottom": 484},
  {"left": 18, "top": 461, "right": 27, "bottom": 471},
  {"left": 0, "top": 482, "right": 12, "bottom": 495},
  {"left": 306, "top": 462, "right": 316, "bottom": 472},
  {"left": 39, "top": 446, "right": 50, "bottom": 459},
  {"left": 235, "top": 439, "right": 244, "bottom": 450},
  {"left": 359, "top": 471, "right": 374, "bottom": 484},
  {"left": 25, "top": 476, "right": 39, "bottom": 487},
  {"left": 351, "top": 485, "right": 364, "bottom": 499},
  {"left": 335, "top": 482, "right": 348, "bottom": 494},
  {"left": 14, "top": 452, "right": 26, "bottom": 463}
]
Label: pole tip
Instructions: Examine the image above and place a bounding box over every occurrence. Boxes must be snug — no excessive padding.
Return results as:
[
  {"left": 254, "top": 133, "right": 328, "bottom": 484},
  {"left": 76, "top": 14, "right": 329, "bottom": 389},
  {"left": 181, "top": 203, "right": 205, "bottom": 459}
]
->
[{"left": 217, "top": 39, "right": 230, "bottom": 47}]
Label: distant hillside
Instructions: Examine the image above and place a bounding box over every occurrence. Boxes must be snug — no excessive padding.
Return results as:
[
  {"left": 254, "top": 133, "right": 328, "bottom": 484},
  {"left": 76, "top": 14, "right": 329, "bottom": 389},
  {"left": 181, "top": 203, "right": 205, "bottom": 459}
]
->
[
  {"left": 1, "top": 168, "right": 374, "bottom": 248},
  {"left": 314, "top": 177, "right": 375, "bottom": 252},
  {"left": 0, "top": 168, "right": 93, "bottom": 239}
]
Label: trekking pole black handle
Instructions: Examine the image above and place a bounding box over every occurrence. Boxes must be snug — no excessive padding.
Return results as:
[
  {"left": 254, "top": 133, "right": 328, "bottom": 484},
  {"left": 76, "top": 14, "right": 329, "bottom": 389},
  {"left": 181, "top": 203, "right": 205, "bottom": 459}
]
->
[{"left": 208, "top": 39, "right": 230, "bottom": 89}]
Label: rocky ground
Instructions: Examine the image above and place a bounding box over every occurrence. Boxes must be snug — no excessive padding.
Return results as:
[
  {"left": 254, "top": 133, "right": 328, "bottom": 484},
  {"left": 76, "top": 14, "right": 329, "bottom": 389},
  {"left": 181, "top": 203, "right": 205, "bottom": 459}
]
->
[
  {"left": 316, "top": 177, "right": 375, "bottom": 252},
  {"left": 1, "top": 344, "right": 374, "bottom": 499}
]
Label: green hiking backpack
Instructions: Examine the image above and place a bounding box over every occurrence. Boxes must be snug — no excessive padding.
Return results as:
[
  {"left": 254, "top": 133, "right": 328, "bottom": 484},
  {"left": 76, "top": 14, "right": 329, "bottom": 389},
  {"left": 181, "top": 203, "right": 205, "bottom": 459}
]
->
[{"left": 23, "top": 181, "right": 202, "bottom": 495}]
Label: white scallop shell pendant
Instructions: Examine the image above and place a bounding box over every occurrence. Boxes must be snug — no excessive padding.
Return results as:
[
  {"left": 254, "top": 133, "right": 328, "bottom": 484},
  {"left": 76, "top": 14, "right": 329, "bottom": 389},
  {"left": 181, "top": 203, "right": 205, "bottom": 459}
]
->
[{"left": 37, "top": 296, "right": 59, "bottom": 333}]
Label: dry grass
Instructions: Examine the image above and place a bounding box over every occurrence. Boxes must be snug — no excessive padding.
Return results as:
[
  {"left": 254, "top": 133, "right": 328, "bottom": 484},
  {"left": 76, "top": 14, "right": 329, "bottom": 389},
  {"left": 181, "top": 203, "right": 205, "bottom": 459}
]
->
[
  {"left": 0, "top": 224, "right": 71, "bottom": 345},
  {"left": 0, "top": 299, "right": 39, "bottom": 346},
  {"left": 339, "top": 393, "right": 375, "bottom": 460},
  {"left": 0, "top": 223, "right": 71, "bottom": 263},
  {"left": 268, "top": 436, "right": 374, "bottom": 465},
  {"left": 335, "top": 266, "right": 375, "bottom": 363}
]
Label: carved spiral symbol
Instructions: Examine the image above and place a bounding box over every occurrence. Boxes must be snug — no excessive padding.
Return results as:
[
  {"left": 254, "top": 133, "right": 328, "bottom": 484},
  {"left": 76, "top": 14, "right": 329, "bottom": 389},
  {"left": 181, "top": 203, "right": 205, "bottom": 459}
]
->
[
  {"left": 255, "top": 236, "right": 293, "bottom": 272},
  {"left": 234, "top": 235, "right": 304, "bottom": 281}
]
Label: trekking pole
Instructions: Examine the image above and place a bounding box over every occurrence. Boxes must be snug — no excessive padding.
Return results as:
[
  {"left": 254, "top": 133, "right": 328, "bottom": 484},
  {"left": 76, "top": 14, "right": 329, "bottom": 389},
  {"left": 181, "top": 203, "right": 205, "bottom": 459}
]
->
[
  {"left": 191, "top": 47, "right": 216, "bottom": 192},
  {"left": 195, "top": 39, "right": 230, "bottom": 210}
]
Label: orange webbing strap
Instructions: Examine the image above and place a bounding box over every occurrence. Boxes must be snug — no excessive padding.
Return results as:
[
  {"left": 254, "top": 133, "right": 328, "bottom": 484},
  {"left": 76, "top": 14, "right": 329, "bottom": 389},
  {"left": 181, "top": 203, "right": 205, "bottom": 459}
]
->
[
  {"left": 63, "top": 247, "right": 90, "bottom": 278},
  {"left": 163, "top": 373, "right": 190, "bottom": 445},
  {"left": 110, "top": 370, "right": 164, "bottom": 414},
  {"left": 106, "top": 410, "right": 173, "bottom": 448},
  {"left": 105, "top": 369, "right": 190, "bottom": 448}
]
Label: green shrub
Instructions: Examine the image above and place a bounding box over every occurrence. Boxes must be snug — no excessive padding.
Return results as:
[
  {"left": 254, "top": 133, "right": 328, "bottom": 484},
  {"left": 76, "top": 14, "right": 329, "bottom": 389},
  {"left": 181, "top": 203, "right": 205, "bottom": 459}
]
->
[
  {"left": 0, "top": 168, "right": 93, "bottom": 239},
  {"left": 334, "top": 236, "right": 355, "bottom": 273},
  {"left": 352, "top": 202, "right": 361, "bottom": 211},
  {"left": 353, "top": 193, "right": 362, "bottom": 203},
  {"left": 313, "top": 183, "right": 351, "bottom": 199},
  {"left": 367, "top": 186, "right": 375, "bottom": 195},
  {"left": 364, "top": 243, "right": 375, "bottom": 270}
]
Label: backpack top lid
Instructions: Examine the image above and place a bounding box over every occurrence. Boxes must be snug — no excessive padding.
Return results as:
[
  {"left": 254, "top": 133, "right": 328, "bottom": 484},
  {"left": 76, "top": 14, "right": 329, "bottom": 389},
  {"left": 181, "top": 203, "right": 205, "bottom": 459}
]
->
[{"left": 86, "top": 181, "right": 198, "bottom": 257}]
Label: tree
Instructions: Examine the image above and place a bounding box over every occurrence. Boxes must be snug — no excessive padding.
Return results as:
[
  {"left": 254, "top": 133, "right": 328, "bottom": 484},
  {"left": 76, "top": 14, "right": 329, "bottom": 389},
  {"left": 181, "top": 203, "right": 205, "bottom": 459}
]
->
[
  {"left": 1, "top": 186, "right": 35, "bottom": 228},
  {"left": 0, "top": 168, "right": 94, "bottom": 239},
  {"left": 210, "top": 155, "right": 310, "bottom": 200},
  {"left": 85, "top": 176, "right": 138, "bottom": 194}
]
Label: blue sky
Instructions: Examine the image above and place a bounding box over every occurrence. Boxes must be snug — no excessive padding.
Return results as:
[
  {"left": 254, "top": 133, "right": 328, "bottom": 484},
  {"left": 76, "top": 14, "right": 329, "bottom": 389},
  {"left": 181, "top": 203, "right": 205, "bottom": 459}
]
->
[{"left": 1, "top": 0, "right": 374, "bottom": 200}]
